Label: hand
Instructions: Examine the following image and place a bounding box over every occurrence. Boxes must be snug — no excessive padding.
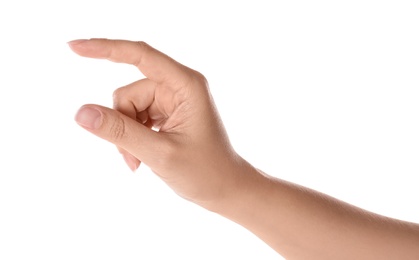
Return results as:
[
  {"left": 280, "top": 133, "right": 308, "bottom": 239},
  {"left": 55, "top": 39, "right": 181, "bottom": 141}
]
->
[{"left": 69, "top": 39, "right": 250, "bottom": 207}]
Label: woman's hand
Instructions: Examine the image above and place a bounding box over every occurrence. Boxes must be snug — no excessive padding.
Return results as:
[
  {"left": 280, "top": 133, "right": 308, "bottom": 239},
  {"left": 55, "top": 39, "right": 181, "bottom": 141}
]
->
[
  {"left": 69, "top": 39, "right": 252, "bottom": 208},
  {"left": 69, "top": 39, "right": 419, "bottom": 259}
]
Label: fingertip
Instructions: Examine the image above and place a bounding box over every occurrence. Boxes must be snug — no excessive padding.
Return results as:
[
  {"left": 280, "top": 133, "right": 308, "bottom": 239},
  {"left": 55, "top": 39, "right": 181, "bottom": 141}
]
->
[
  {"left": 122, "top": 153, "right": 140, "bottom": 172},
  {"left": 67, "top": 38, "right": 111, "bottom": 59},
  {"left": 67, "top": 39, "right": 88, "bottom": 46},
  {"left": 75, "top": 105, "right": 102, "bottom": 130},
  {"left": 67, "top": 39, "right": 89, "bottom": 53}
]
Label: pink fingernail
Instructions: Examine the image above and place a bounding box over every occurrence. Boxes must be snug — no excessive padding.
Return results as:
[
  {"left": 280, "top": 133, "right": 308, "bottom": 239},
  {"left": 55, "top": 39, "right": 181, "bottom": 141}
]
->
[
  {"left": 123, "top": 154, "right": 139, "bottom": 172},
  {"left": 75, "top": 106, "right": 102, "bottom": 129},
  {"left": 67, "top": 39, "right": 88, "bottom": 46}
]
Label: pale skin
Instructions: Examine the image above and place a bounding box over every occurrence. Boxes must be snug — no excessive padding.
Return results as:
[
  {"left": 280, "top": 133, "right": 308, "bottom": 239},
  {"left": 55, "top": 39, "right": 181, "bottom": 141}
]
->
[{"left": 69, "top": 39, "right": 419, "bottom": 260}]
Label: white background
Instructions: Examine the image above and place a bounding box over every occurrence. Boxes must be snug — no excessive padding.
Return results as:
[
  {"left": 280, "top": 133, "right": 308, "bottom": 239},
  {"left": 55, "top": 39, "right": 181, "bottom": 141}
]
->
[{"left": 0, "top": 1, "right": 418, "bottom": 259}]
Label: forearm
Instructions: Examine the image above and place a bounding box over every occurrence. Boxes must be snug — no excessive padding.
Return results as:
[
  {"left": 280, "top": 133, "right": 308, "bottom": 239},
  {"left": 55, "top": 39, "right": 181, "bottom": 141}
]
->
[{"left": 208, "top": 160, "right": 419, "bottom": 260}]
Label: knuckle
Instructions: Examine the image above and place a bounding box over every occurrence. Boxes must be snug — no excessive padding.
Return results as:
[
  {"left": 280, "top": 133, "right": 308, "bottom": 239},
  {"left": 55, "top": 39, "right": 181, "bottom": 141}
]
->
[
  {"left": 112, "top": 87, "right": 125, "bottom": 101},
  {"left": 193, "top": 71, "right": 208, "bottom": 86},
  {"left": 186, "top": 71, "right": 209, "bottom": 91},
  {"left": 109, "top": 116, "right": 127, "bottom": 142},
  {"left": 135, "top": 41, "right": 149, "bottom": 49},
  {"left": 181, "top": 67, "right": 206, "bottom": 83},
  {"left": 112, "top": 88, "right": 125, "bottom": 110},
  {"left": 133, "top": 41, "right": 150, "bottom": 67}
]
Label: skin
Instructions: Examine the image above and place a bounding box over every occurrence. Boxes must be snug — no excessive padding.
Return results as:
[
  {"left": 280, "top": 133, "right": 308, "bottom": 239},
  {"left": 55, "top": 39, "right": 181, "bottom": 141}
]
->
[{"left": 69, "top": 38, "right": 419, "bottom": 260}]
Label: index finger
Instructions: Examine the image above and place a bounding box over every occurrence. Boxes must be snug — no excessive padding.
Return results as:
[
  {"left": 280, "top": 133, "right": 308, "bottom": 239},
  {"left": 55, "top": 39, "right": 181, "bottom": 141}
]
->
[{"left": 68, "top": 38, "right": 188, "bottom": 83}]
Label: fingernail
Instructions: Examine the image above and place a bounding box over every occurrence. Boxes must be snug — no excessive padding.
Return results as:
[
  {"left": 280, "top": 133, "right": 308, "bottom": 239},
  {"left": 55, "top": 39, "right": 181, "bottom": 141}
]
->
[
  {"left": 75, "top": 106, "right": 102, "bottom": 129},
  {"left": 67, "top": 39, "right": 88, "bottom": 46},
  {"left": 123, "top": 153, "right": 139, "bottom": 172}
]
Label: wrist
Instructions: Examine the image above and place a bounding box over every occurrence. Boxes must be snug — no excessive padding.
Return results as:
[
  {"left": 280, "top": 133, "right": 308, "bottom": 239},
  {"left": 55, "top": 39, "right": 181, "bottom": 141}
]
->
[{"left": 201, "top": 156, "right": 270, "bottom": 215}]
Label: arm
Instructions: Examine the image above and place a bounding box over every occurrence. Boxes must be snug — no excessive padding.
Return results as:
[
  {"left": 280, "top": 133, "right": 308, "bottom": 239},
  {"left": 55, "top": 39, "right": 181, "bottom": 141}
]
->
[
  {"left": 69, "top": 38, "right": 419, "bottom": 260},
  {"left": 211, "top": 166, "right": 419, "bottom": 259}
]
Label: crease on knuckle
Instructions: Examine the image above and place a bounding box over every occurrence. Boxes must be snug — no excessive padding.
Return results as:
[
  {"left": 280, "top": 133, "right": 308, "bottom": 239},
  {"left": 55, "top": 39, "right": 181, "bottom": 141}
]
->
[
  {"left": 106, "top": 39, "right": 116, "bottom": 60},
  {"left": 109, "top": 116, "right": 127, "bottom": 141},
  {"left": 133, "top": 41, "right": 149, "bottom": 67}
]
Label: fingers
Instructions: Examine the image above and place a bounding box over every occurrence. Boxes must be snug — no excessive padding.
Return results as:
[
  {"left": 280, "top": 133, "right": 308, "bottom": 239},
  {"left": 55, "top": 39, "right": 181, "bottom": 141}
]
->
[
  {"left": 112, "top": 79, "right": 157, "bottom": 171},
  {"left": 74, "top": 104, "right": 169, "bottom": 169},
  {"left": 112, "top": 78, "right": 156, "bottom": 119},
  {"left": 68, "top": 39, "right": 190, "bottom": 84},
  {"left": 69, "top": 39, "right": 192, "bottom": 171},
  {"left": 122, "top": 153, "right": 140, "bottom": 172}
]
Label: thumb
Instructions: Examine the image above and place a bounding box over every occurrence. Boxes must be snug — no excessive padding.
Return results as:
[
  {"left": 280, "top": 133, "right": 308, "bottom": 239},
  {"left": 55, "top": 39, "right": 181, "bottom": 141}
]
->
[{"left": 74, "top": 104, "right": 164, "bottom": 167}]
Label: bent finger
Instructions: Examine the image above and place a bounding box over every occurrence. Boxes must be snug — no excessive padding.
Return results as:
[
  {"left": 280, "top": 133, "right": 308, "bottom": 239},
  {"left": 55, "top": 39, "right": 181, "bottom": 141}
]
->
[
  {"left": 113, "top": 78, "right": 157, "bottom": 117},
  {"left": 112, "top": 79, "right": 157, "bottom": 170}
]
